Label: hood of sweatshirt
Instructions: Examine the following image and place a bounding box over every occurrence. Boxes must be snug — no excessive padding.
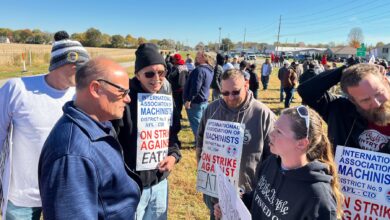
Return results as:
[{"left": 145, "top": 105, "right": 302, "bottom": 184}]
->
[{"left": 274, "top": 156, "right": 333, "bottom": 184}]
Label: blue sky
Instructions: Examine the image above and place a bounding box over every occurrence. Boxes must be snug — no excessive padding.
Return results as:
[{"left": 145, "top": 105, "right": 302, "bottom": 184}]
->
[{"left": 1, "top": 0, "right": 390, "bottom": 47}]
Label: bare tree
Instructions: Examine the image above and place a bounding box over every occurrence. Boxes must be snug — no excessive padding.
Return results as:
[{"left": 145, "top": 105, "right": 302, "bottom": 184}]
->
[{"left": 348, "top": 27, "right": 364, "bottom": 48}]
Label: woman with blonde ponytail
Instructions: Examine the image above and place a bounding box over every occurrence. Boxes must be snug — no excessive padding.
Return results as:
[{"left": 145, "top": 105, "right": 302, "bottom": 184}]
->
[{"left": 214, "top": 105, "right": 343, "bottom": 219}]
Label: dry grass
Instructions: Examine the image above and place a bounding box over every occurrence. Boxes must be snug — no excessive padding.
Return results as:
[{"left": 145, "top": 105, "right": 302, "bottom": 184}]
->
[{"left": 168, "top": 61, "right": 302, "bottom": 219}]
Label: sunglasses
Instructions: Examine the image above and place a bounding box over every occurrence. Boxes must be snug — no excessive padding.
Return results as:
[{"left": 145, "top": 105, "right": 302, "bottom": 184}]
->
[
  {"left": 221, "top": 88, "right": 242, "bottom": 97},
  {"left": 96, "top": 79, "right": 130, "bottom": 98},
  {"left": 143, "top": 70, "right": 166, "bottom": 78},
  {"left": 296, "top": 105, "right": 310, "bottom": 138}
]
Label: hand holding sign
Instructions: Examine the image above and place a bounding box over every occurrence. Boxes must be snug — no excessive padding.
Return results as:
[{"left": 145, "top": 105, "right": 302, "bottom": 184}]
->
[{"left": 158, "top": 155, "right": 176, "bottom": 172}]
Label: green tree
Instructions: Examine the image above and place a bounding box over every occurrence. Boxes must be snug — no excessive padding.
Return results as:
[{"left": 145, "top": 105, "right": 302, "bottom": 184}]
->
[
  {"left": 111, "top": 35, "right": 125, "bottom": 48},
  {"left": 125, "top": 34, "right": 137, "bottom": 47},
  {"left": 71, "top": 33, "right": 85, "bottom": 43},
  {"left": 376, "top": 42, "right": 385, "bottom": 48},
  {"left": 137, "top": 37, "right": 147, "bottom": 46},
  {"left": 221, "top": 38, "right": 234, "bottom": 51},
  {"left": 84, "top": 28, "right": 103, "bottom": 47},
  {"left": 101, "top": 34, "right": 112, "bottom": 47}
]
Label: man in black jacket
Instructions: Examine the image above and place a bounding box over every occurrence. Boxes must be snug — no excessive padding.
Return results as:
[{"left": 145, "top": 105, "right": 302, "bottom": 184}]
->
[
  {"left": 298, "top": 64, "right": 390, "bottom": 154},
  {"left": 113, "top": 43, "right": 182, "bottom": 219}
]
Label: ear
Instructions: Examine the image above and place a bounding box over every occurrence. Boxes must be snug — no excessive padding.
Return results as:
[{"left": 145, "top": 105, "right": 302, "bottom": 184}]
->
[
  {"left": 135, "top": 72, "right": 140, "bottom": 80},
  {"left": 296, "top": 138, "right": 309, "bottom": 152},
  {"left": 90, "top": 81, "right": 101, "bottom": 98}
]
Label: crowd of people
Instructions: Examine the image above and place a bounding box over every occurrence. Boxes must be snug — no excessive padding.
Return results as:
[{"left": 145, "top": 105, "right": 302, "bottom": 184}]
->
[{"left": 0, "top": 30, "right": 389, "bottom": 220}]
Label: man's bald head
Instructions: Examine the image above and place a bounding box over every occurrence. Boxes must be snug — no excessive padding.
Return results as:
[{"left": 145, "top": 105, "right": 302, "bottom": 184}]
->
[{"left": 76, "top": 57, "right": 126, "bottom": 91}]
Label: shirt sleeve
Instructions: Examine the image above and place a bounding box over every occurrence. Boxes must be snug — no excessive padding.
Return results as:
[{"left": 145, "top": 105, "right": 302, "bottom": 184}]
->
[
  {"left": 39, "top": 155, "right": 99, "bottom": 220},
  {"left": 0, "top": 79, "right": 20, "bottom": 151}
]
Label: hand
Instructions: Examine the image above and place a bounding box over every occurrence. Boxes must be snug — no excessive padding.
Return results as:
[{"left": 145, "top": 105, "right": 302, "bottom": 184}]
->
[
  {"left": 214, "top": 203, "right": 222, "bottom": 219},
  {"left": 185, "top": 101, "right": 191, "bottom": 109},
  {"left": 158, "top": 155, "right": 176, "bottom": 172}
]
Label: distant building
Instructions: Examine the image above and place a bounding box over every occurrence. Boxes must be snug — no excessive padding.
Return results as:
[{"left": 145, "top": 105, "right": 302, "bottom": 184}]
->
[
  {"left": 325, "top": 46, "right": 357, "bottom": 59},
  {"left": 370, "top": 44, "right": 390, "bottom": 62},
  {"left": 264, "top": 45, "right": 326, "bottom": 56},
  {"left": 0, "top": 36, "right": 10, "bottom": 44}
]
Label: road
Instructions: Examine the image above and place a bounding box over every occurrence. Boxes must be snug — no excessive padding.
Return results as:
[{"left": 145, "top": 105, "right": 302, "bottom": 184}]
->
[{"left": 0, "top": 61, "right": 135, "bottom": 88}]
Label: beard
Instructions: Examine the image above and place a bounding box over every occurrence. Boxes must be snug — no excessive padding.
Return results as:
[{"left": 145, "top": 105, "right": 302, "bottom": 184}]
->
[{"left": 356, "top": 99, "right": 390, "bottom": 126}]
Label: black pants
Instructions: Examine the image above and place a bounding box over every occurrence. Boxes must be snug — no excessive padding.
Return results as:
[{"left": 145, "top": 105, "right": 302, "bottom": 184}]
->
[{"left": 173, "top": 91, "right": 183, "bottom": 118}]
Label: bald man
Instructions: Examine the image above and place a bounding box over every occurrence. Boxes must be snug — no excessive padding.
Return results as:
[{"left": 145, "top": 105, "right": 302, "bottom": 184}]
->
[{"left": 38, "top": 58, "right": 141, "bottom": 219}]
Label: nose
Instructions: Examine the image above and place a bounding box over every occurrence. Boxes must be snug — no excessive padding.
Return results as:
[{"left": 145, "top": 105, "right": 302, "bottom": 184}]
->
[
  {"left": 124, "top": 94, "right": 131, "bottom": 103},
  {"left": 371, "top": 97, "right": 381, "bottom": 108}
]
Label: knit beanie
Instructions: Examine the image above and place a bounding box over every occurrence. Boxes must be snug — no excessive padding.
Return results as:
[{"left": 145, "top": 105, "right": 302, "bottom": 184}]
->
[
  {"left": 49, "top": 39, "right": 90, "bottom": 71},
  {"left": 135, "top": 43, "right": 166, "bottom": 73}
]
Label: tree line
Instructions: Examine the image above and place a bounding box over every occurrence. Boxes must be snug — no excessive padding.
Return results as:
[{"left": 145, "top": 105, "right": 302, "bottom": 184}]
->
[{"left": 0, "top": 27, "right": 187, "bottom": 50}]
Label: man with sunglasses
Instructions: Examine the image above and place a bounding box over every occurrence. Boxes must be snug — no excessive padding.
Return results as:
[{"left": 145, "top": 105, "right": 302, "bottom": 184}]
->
[
  {"left": 298, "top": 63, "right": 390, "bottom": 154},
  {"left": 38, "top": 58, "right": 141, "bottom": 219},
  {"left": 0, "top": 32, "right": 89, "bottom": 219},
  {"left": 113, "top": 43, "right": 181, "bottom": 220},
  {"left": 196, "top": 69, "right": 275, "bottom": 220}
]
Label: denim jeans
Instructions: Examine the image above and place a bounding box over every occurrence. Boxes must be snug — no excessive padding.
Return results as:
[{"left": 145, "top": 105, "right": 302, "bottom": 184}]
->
[
  {"left": 284, "top": 87, "right": 295, "bottom": 108},
  {"left": 136, "top": 179, "right": 168, "bottom": 220},
  {"left": 186, "top": 102, "right": 208, "bottom": 138},
  {"left": 6, "top": 201, "right": 42, "bottom": 220},
  {"left": 261, "top": 75, "right": 269, "bottom": 90},
  {"left": 203, "top": 194, "right": 218, "bottom": 220},
  {"left": 280, "top": 84, "right": 284, "bottom": 102}
]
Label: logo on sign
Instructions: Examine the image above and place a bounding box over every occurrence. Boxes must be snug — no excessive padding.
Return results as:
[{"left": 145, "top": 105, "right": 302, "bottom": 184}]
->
[{"left": 226, "top": 146, "right": 238, "bottom": 157}]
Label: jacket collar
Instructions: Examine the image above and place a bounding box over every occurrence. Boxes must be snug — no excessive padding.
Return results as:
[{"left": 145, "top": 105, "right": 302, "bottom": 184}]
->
[{"left": 63, "top": 101, "right": 114, "bottom": 141}]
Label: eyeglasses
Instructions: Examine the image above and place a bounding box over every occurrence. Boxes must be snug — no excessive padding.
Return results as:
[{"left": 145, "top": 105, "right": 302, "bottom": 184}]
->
[
  {"left": 296, "top": 105, "right": 310, "bottom": 138},
  {"left": 143, "top": 70, "right": 166, "bottom": 78},
  {"left": 221, "top": 88, "right": 242, "bottom": 97},
  {"left": 96, "top": 79, "right": 130, "bottom": 98}
]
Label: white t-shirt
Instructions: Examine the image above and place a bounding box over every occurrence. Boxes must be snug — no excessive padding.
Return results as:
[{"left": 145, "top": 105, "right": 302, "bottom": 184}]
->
[{"left": 0, "top": 74, "right": 75, "bottom": 207}]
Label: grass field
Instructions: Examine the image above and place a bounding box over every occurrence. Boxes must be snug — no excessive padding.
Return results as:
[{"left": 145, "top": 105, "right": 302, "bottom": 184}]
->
[
  {"left": 168, "top": 63, "right": 302, "bottom": 219},
  {"left": 0, "top": 55, "right": 304, "bottom": 219}
]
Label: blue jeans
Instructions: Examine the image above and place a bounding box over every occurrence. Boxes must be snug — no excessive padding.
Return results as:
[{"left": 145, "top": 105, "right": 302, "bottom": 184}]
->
[
  {"left": 261, "top": 75, "right": 269, "bottom": 90},
  {"left": 6, "top": 201, "right": 42, "bottom": 220},
  {"left": 136, "top": 179, "right": 168, "bottom": 220},
  {"left": 186, "top": 102, "right": 208, "bottom": 138},
  {"left": 280, "top": 84, "right": 284, "bottom": 102},
  {"left": 203, "top": 194, "right": 218, "bottom": 220},
  {"left": 284, "top": 87, "right": 295, "bottom": 108}
]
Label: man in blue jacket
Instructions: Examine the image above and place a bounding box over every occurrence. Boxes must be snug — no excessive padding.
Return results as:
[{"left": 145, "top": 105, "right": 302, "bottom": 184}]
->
[
  {"left": 183, "top": 51, "right": 214, "bottom": 139},
  {"left": 38, "top": 58, "right": 141, "bottom": 219}
]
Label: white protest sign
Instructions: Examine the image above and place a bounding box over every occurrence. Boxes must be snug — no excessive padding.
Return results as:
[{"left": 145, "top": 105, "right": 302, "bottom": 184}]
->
[
  {"left": 335, "top": 146, "right": 390, "bottom": 220},
  {"left": 136, "top": 93, "right": 173, "bottom": 171},
  {"left": 216, "top": 165, "right": 251, "bottom": 220},
  {"left": 196, "top": 119, "right": 244, "bottom": 197}
]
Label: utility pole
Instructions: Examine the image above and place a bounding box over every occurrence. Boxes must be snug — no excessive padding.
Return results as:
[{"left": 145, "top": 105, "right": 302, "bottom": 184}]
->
[
  {"left": 218, "top": 27, "right": 222, "bottom": 52},
  {"left": 243, "top": 27, "right": 246, "bottom": 51},
  {"left": 276, "top": 15, "right": 281, "bottom": 56}
]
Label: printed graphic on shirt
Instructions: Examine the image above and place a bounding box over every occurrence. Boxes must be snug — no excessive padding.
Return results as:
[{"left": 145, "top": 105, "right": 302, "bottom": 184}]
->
[
  {"left": 253, "top": 176, "right": 289, "bottom": 218},
  {"left": 243, "top": 129, "right": 251, "bottom": 145},
  {"left": 358, "top": 129, "right": 389, "bottom": 152}
]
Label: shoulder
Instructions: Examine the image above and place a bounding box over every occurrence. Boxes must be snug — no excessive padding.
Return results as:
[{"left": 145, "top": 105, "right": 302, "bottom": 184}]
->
[{"left": 250, "top": 100, "right": 276, "bottom": 118}]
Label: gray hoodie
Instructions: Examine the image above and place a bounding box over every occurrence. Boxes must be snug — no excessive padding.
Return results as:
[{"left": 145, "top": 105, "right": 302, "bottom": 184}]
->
[{"left": 196, "top": 91, "right": 275, "bottom": 192}]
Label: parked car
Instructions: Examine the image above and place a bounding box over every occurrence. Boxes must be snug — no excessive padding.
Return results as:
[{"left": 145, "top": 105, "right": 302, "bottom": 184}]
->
[
  {"left": 296, "top": 54, "right": 313, "bottom": 64},
  {"left": 244, "top": 53, "right": 256, "bottom": 60}
]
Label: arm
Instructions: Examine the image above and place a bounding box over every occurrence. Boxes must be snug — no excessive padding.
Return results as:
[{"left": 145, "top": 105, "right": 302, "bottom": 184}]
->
[
  {"left": 39, "top": 156, "right": 98, "bottom": 219},
  {"left": 195, "top": 106, "right": 209, "bottom": 163},
  {"left": 159, "top": 100, "right": 182, "bottom": 172},
  {"left": 297, "top": 67, "right": 345, "bottom": 120},
  {"left": 0, "top": 79, "right": 19, "bottom": 150}
]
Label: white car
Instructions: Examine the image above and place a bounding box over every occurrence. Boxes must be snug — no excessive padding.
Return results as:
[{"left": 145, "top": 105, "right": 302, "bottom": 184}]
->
[{"left": 245, "top": 53, "right": 256, "bottom": 60}]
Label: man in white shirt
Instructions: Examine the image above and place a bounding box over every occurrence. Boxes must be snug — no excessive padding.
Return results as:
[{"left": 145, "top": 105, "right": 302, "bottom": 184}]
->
[{"left": 0, "top": 31, "right": 89, "bottom": 220}]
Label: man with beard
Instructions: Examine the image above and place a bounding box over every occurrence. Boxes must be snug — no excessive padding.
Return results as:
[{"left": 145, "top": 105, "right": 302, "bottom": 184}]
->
[{"left": 298, "top": 63, "right": 390, "bottom": 153}]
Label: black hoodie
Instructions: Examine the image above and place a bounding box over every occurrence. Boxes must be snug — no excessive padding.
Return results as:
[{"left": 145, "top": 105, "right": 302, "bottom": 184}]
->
[
  {"left": 112, "top": 77, "right": 182, "bottom": 188},
  {"left": 243, "top": 155, "right": 337, "bottom": 220}
]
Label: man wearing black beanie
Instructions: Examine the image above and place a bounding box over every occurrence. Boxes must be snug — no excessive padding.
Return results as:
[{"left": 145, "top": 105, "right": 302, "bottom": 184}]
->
[{"left": 113, "top": 43, "right": 181, "bottom": 220}]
